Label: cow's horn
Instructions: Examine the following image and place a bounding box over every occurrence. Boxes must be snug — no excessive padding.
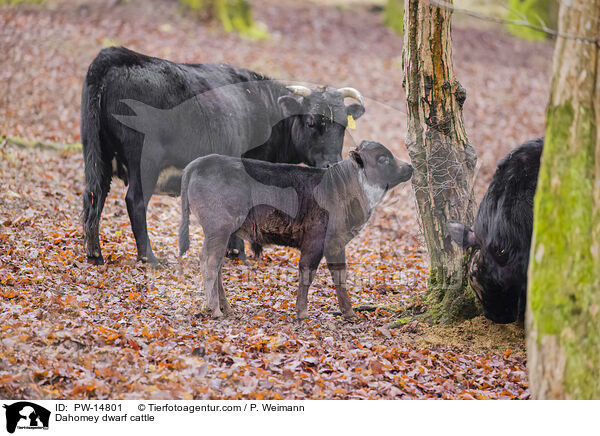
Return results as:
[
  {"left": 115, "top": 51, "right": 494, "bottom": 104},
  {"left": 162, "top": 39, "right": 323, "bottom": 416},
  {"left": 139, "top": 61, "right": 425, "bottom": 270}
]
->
[
  {"left": 338, "top": 87, "right": 364, "bottom": 106},
  {"left": 286, "top": 85, "right": 312, "bottom": 97}
]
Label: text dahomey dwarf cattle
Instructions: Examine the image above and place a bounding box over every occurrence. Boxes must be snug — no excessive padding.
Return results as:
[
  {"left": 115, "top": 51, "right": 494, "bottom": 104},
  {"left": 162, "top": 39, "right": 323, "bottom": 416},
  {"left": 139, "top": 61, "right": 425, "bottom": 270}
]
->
[
  {"left": 178, "top": 140, "right": 413, "bottom": 319},
  {"left": 448, "top": 138, "right": 543, "bottom": 323},
  {"left": 81, "top": 46, "right": 365, "bottom": 264}
]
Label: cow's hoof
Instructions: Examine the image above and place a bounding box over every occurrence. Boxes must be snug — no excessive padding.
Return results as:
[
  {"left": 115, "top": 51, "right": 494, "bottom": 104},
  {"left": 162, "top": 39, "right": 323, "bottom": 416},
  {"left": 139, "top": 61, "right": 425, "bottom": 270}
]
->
[
  {"left": 296, "top": 310, "right": 309, "bottom": 320},
  {"left": 138, "top": 255, "right": 166, "bottom": 267},
  {"left": 211, "top": 308, "right": 224, "bottom": 318},
  {"left": 250, "top": 243, "right": 263, "bottom": 259},
  {"left": 225, "top": 249, "right": 247, "bottom": 261},
  {"left": 87, "top": 255, "right": 105, "bottom": 265}
]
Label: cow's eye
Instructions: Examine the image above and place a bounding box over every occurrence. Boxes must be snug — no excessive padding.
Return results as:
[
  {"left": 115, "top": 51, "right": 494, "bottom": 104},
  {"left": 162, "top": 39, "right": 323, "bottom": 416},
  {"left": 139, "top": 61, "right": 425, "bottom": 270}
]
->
[{"left": 492, "top": 247, "right": 508, "bottom": 266}]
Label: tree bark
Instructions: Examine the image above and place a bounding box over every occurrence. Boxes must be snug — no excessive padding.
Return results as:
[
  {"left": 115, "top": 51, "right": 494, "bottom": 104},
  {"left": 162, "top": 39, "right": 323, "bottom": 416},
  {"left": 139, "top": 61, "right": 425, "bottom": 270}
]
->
[
  {"left": 527, "top": 0, "right": 600, "bottom": 399},
  {"left": 402, "top": 0, "right": 479, "bottom": 322}
]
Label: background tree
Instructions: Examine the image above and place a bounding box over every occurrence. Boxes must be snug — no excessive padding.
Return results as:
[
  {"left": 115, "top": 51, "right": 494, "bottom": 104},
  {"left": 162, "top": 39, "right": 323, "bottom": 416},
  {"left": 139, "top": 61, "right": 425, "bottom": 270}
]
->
[
  {"left": 179, "top": 0, "right": 268, "bottom": 39},
  {"left": 402, "top": 0, "right": 479, "bottom": 322},
  {"left": 506, "top": 0, "right": 559, "bottom": 40},
  {"left": 527, "top": 0, "right": 600, "bottom": 399},
  {"left": 384, "top": 0, "right": 404, "bottom": 34}
]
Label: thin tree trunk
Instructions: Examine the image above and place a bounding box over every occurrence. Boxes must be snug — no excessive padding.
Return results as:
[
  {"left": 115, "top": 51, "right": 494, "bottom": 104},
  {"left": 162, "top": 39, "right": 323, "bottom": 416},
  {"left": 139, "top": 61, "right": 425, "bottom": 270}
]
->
[
  {"left": 402, "top": 0, "right": 479, "bottom": 322},
  {"left": 527, "top": 0, "right": 600, "bottom": 399}
]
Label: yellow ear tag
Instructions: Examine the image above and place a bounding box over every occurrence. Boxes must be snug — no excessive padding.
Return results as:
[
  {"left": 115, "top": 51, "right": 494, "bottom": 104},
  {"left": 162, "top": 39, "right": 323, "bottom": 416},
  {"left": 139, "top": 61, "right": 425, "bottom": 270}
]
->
[{"left": 347, "top": 114, "right": 356, "bottom": 130}]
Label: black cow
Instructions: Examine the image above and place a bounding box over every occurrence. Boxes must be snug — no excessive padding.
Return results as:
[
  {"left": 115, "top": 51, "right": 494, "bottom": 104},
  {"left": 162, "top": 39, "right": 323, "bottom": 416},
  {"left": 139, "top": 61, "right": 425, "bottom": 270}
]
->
[
  {"left": 82, "top": 46, "right": 365, "bottom": 264},
  {"left": 447, "top": 138, "right": 543, "bottom": 323},
  {"left": 178, "top": 140, "right": 413, "bottom": 319}
]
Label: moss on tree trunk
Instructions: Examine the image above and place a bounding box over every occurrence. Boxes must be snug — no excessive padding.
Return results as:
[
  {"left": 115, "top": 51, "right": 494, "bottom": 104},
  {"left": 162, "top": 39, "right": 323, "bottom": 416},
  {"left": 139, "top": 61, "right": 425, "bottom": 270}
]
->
[
  {"left": 402, "top": 0, "right": 479, "bottom": 323},
  {"left": 180, "top": 0, "right": 267, "bottom": 39},
  {"left": 527, "top": 0, "right": 600, "bottom": 399}
]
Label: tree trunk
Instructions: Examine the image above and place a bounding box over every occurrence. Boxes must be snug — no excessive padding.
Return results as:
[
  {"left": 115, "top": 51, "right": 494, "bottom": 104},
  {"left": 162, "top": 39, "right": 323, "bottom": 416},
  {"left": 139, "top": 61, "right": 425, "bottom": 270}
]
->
[
  {"left": 402, "top": 0, "right": 479, "bottom": 322},
  {"left": 527, "top": 0, "right": 600, "bottom": 399},
  {"left": 507, "top": 0, "right": 559, "bottom": 41}
]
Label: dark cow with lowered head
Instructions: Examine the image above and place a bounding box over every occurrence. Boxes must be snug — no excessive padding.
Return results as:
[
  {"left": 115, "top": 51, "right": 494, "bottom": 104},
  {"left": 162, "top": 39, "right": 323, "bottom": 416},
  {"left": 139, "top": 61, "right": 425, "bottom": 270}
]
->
[
  {"left": 447, "top": 138, "right": 543, "bottom": 324},
  {"left": 82, "top": 46, "right": 365, "bottom": 265},
  {"left": 178, "top": 140, "right": 413, "bottom": 319}
]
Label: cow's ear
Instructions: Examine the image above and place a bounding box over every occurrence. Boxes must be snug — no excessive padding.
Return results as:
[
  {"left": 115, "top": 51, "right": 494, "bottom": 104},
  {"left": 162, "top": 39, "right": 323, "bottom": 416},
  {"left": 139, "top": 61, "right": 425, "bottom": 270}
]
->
[
  {"left": 349, "top": 150, "right": 364, "bottom": 168},
  {"left": 346, "top": 103, "right": 365, "bottom": 120},
  {"left": 447, "top": 221, "right": 477, "bottom": 249},
  {"left": 278, "top": 95, "right": 303, "bottom": 117}
]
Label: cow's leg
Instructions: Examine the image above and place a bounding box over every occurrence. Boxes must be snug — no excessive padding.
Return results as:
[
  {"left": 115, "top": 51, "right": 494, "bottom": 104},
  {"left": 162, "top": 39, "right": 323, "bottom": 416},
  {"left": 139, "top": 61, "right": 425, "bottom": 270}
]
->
[
  {"left": 83, "top": 159, "right": 111, "bottom": 265},
  {"left": 217, "top": 269, "right": 233, "bottom": 316},
  {"left": 226, "top": 234, "right": 247, "bottom": 260},
  {"left": 200, "top": 231, "right": 230, "bottom": 318},
  {"left": 250, "top": 242, "right": 263, "bottom": 260},
  {"left": 325, "top": 249, "right": 356, "bottom": 320},
  {"left": 125, "top": 167, "right": 158, "bottom": 264},
  {"left": 296, "top": 241, "right": 324, "bottom": 320}
]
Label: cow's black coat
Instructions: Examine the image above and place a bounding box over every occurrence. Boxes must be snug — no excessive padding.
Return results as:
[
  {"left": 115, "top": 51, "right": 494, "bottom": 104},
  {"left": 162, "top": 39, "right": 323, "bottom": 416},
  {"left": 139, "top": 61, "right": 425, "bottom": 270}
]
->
[
  {"left": 448, "top": 138, "right": 543, "bottom": 323},
  {"left": 81, "top": 47, "right": 364, "bottom": 264}
]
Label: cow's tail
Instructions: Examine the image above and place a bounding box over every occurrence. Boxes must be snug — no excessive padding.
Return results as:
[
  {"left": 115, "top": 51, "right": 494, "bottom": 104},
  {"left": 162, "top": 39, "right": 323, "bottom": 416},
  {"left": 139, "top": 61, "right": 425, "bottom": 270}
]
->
[
  {"left": 81, "top": 65, "right": 112, "bottom": 261},
  {"left": 178, "top": 167, "right": 192, "bottom": 256}
]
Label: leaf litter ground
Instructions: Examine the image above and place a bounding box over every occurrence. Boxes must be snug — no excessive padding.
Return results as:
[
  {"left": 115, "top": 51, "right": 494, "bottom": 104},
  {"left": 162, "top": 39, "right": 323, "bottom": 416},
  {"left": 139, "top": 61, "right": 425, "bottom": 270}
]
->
[{"left": 0, "top": 0, "right": 552, "bottom": 399}]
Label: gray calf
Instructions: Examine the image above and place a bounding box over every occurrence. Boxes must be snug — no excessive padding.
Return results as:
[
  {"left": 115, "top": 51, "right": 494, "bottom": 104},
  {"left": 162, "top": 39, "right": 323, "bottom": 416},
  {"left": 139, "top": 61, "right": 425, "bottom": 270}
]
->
[{"left": 178, "top": 140, "right": 413, "bottom": 319}]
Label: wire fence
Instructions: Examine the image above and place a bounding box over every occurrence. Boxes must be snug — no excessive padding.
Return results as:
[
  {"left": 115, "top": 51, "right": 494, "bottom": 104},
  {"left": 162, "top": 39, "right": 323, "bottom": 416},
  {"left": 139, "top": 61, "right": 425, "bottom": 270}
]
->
[{"left": 427, "top": 0, "right": 600, "bottom": 46}]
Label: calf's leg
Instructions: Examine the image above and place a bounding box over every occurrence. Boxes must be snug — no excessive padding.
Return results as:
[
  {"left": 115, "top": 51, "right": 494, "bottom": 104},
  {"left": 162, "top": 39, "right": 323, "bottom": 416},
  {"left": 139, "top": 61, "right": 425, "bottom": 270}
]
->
[
  {"left": 296, "top": 242, "right": 325, "bottom": 320},
  {"left": 326, "top": 250, "right": 355, "bottom": 320},
  {"left": 217, "top": 269, "right": 233, "bottom": 316},
  {"left": 200, "top": 231, "right": 231, "bottom": 318}
]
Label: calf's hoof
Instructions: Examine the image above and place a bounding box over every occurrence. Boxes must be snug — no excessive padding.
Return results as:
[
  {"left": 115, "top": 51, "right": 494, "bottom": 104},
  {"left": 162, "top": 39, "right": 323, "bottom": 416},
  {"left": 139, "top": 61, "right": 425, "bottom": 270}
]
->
[
  {"left": 296, "top": 309, "right": 309, "bottom": 320},
  {"left": 343, "top": 310, "right": 357, "bottom": 321},
  {"left": 87, "top": 254, "right": 105, "bottom": 265},
  {"left": 220, "top": 302, "right": 234, "bottom": 316},
  {"left": 211, "top": 308, "right": 224, "bottom": 318}
]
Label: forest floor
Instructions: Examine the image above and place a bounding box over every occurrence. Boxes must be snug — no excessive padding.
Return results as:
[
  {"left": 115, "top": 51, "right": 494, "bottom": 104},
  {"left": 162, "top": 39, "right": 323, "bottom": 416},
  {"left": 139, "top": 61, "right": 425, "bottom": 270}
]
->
[{"left": 0, "top": 0, "right": 552, "bottom": 399}]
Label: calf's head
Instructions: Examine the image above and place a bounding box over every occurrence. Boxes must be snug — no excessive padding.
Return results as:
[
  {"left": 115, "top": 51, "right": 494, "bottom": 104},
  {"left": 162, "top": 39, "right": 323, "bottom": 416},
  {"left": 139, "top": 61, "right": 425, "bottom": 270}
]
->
[
  {"left": 279, "top": 86, "right": 365, "bottom": 168},
  {"left": 447, "top": 220, "right": 526, "bottom": 324},
  {"left": 350, "top": 140, "right": 413, "bottom": 194}
]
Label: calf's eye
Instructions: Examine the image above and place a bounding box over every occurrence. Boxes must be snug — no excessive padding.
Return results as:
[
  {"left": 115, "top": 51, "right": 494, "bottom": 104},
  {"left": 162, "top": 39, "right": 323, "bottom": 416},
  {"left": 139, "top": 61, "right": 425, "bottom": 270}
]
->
[{"left": 377, "top": 156, "right": 390, "bottom": 165}]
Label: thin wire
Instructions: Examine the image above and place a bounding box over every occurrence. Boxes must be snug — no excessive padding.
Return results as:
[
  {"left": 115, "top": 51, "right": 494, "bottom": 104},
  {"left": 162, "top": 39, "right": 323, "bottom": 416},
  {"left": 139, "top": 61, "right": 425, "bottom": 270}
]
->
[{"left": 425, "top": 0, "right": 600, "bottom": 46}]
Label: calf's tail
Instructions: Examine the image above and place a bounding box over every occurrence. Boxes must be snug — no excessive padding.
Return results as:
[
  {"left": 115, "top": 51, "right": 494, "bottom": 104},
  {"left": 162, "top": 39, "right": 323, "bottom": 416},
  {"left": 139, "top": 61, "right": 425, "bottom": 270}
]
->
[
  {"left": 81, "top": 66, "right": 112, "bottom": 262},
  {"left": 178, "top": 168, "right": 192, "bottom": 256}
]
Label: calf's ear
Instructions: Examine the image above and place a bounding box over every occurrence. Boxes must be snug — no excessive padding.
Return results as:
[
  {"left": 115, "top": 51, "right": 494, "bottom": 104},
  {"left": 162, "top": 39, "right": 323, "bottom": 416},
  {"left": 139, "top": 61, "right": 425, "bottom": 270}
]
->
[
  {"left": 447, "top": 221, "right": 477, "bottom": 249},
  {"left": 349, "top": 150, "right": 364, "bottom": 168},
  {"left": 278, "top": 96, "right": 303, "bottom": 118},
  {"left": 346, "top": 103, "right": 365, "bottom": 120}
]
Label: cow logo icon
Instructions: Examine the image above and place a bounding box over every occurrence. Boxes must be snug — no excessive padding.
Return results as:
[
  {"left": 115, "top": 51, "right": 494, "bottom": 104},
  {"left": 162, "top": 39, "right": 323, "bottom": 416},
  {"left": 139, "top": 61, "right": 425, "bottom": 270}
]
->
[{"left": 2, "top": 402, "right": 50, "bottom": 433}]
